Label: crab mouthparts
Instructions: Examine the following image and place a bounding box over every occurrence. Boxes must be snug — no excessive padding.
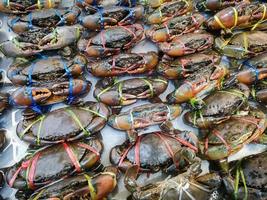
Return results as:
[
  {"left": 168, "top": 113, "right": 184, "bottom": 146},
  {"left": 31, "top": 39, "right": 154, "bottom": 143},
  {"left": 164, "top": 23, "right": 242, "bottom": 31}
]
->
[
  {"left": 52, "top": 83, "right": 71, "bottom": 96},
  {"left": 31, "top": 88, "right": 52, "bottom": 102}
]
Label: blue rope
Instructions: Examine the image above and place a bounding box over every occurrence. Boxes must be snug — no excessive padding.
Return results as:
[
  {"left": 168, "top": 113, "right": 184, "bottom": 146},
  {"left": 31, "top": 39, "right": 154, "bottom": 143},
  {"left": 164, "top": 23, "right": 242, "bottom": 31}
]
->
[
  {"left": 28, "top": 13, "right": 33, "bottom": 30},
  {"left": 54, "top": 9, "right": 66, "bottom": 25},
  {"left": 9, "top": 17, "right": 19, "bottom": 32},
  {"left": 243, "top": 60, "right": 259, "bottom": 82},
  {"left": 62, "top": 60, "right": 74, "bottom": 104},
  {"left": 97, "top": 8, "right": 104, "bottom": 30}
]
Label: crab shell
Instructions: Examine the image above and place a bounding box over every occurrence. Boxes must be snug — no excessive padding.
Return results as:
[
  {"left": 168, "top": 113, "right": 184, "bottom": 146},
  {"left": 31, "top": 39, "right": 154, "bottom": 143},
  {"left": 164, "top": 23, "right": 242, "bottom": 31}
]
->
[
  {"left": 167, "top": 65, "right": 229, "bottom": 104},
  {"left": 146, "top": 13, "right": 205, "bottom": 43},
  {"left": 0, "top": 0, "right": 61, "bottom": 14},
  {"left": 159, "top": 33, "right": 214, "bottom": 57},
  {"left": 0, "top": 92, "right": 9, "bottom": 114},
  {"left": 110, "top": 130, "right": 198, "bottom": 172},
  {"left": 236, "top": 52, "right": 267, "bottom": 84},
  {"left": 6, "top": 139, "right": 103, "bottom": 191},
  {"left": 196, "top": 0, "right": 249, "bottom": 11},
  {"left": 94, "top": 77, "right": 168, "bottom": 106},
  {"left": 199, "top": 105, "right": 267, "bottom": 160},
  {"left": 29, "top": 172, "right": 117, "bottom": 200},
  {"left": 16, "top": 101, "right": 109, "bottom": 146},
  {"left": 157, "top": 52, "right": 220, "bottom": 80},
  {"left": 88, "top": 52, "right": 158, "bottom": 77},
  {"left": 215, "top": 31, "right": 267, "bottom": 59},
  {"left": 9, "top": 7, "right": 81, "bottom": 34},
  {"left": 81, "top": 6, "right": 144, "bottom": 30},
  {"left": 7, "top": 55, "right": 87, "bottom": 86},
  {"left": 9, "top": 79, "right": 91, "bottom": 107},
  {"left": 206, "top": 2, "right": 267, "bottom": 30},
  {"left": 108, "top": 103, "right": 182, "bottom": 130},
  {"left": 78, "top": 24, "right": 144, "bottom": 58},
  {"left": 146, "top": 0, "right": 193, "bottom": 24},
  {"left": 0, "top": 129, "right": 6, "bottom": 152},
  {"left": 184, "top": 84, "right": 250, "bottom": 128}
]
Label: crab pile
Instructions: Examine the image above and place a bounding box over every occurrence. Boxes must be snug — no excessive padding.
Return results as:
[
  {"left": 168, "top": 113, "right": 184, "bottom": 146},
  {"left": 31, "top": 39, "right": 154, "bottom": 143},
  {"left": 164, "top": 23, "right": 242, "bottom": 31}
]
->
[{"left": 0, "top": 0, "right": 267, "bottom": 199}]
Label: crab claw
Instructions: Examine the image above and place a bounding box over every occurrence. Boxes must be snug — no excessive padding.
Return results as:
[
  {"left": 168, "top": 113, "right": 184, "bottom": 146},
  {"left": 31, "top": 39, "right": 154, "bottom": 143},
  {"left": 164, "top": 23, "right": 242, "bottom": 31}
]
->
[
  {"left": 39, "top": 25, "right": 82, "bottom": 51},
  {"left": 124, "top": 165, "right": 139, "bottom": 193},
  {"left": 52, "top": 79, "right": 91, "bottom": 97},
  {"left": 81, "top": 15, "right": 118, "bottom": 30},
  {"left": 8, "top": 19, "right": 30, "bottom": 33},
  {"left": 0, "top": 2, "right": 25, "bottom": 13},
  {"left": 10, "top": 87, "right": 52, "bottom": 107},
  {"left": 167, "top": 83, "right": 195, "bottom": 104},
  {"left": 0, "top": 40, "right": 42, "bottom": 57}
]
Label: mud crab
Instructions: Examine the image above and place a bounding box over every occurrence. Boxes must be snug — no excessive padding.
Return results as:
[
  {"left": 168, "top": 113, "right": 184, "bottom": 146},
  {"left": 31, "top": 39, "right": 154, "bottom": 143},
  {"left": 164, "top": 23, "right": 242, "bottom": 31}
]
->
[
  {"left": 198, "top": 102, "right": 267, "bottom": 161},
  {"left": 88, "top": 52, "right": 158, "bottom": 77},
  {"left": 236, "top": 52, "right": 267, "bottom": 85},
  {"left": 6, "top": 139, "right": 102, "bottom": 191},
  {"left": 157, "top": 52, "right": 220, "bottom": 80},
  {"left": 224, "top": 151, "right": 267, "bottom": 199},
  {"left": 197, "top": 0, "right": 249, "bottom": 11},
  {"left": 78, "top": 24, "right": 144, "bottom": 58},
  {"left": 81, "top": 6, "right": 144, "bottom": 30},
  {"left": 94, "top": 77, "right": 168, "bottom": 107},
  {"left": 159, "top": 32, "right": 214, "bottom": 57},
  {"left": 0, "top": 0, "right": 61, "bottom": 14},
  {"left": 215, "top": 31, "right": 267, "bottom": 59},
  {"left": 16, "top": 101, "right": 109, "bottom": 146},
  {"left": 110, "top": 129, "right": 198, "bottom": 173},
  {"left": 146, "top": 13, "right": 205, "bottom": 43},
  {"left": 9, "top": 78, "right": 91, "bottom": 107},
  {"left": 29, "top": 171, "right": 117, "bottom": 200},
  {"left": 125, "top": 164, "right": 222, "bottom": 200},
  {"left": 8, "top": 7, "right": 81, "bottom": 34},
  {"left": 108, "top": 103, "right": 182, "bottom": 142},
  {"left": 167, "top": 65, "right": 228, "bottom": 104},
  {"left": 0, "top": 25, "right": 83, "bottom": 57},
  {"left": 7, "top": 55, "right": 87, "bottom": 86},
  {"left": 184, "top": 83, "right": 250, "bottom": 128},
  {"left": 207, "top": 2, "right": 267, "bottom": 32},
  {"left": 146, "top": 0, "right": 192, "bottom": 24}
]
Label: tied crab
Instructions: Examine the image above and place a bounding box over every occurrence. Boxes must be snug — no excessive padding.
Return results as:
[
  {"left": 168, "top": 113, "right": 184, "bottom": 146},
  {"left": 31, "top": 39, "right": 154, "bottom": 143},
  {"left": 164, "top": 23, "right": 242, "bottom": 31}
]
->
[
  {"left": 88, "top": 52, "right": 158, "bottom": 77},
  {"left": 16, "top": 101, "right": 109, "bottom": 146},
  {"left": 146, "top": 0, "right": 192, "bottom": 24},
  {"left": 8, "top": 7, "right": 81, "bottom": 34},
  {"left": 81, "top": 6, "right": 144, "bottom": 30},
  {"left": 110, "top": 129, "right": 199, "bottom": 173},
  {"left": 9, "top": 78, "right": 91, "bottom": 107},
  {"left": 94, "top": 77, "right": 168, "bottom": 107},
  {"left": 224, "top": 151, "right": 267, "bottom": 200},
  {"left": 7, "top": 55, "right": 87, "bottom": 86},
  {"left": 108, "top": 103, "right": 182, "bottom": 142},
  {"left": 206, "top": 2, "right": 267, "bottom": 32},
  {"left": 215, "top": 31, "right": 267, "bottom": 59},
  {"left": 0, "top": 25, "right": 83, "bottom": 57},
  {"left": 124, "top": 164, "right": 222, "bottom": 200},
  {"left": 78, "top": 24, "right": 144, "bottom": 58},
  {"left": 198, "top": 102, "right": 267, "bottom": 161},
  {"left": 184, "top": 83, "right": 250, "bottom": 129},
  {"left": 146, "top": 13, "right": 205, "bottom": 43},
  {"left": 6, "top": 139, "right": 102, "bottom": 191},
  {"left": 157, "top": 52, "right": 220, "bottom": 80},
  {"left": 29, "top": 171, "right": 117, "bottom": 200},
  {"left": 159, "top": 32, "right": 214, "bottom": 57},
  {"left": 196, "top": 0, "right": 249, "bottom": 12},
  {"left": 0, "top": 0, "right": 61, "bottom": 14},
  {"left": 236, "top": 52, "right": 267, "bottom": 85},
  {"left": 167, "top": 65, "right": 228, "bottom": 104}
]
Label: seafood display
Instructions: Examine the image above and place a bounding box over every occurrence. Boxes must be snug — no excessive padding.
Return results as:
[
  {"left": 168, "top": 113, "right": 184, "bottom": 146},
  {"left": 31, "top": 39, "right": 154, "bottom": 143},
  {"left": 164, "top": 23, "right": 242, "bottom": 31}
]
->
[{"left": 1, "top": 0, "right": 267, "bottom": 199}]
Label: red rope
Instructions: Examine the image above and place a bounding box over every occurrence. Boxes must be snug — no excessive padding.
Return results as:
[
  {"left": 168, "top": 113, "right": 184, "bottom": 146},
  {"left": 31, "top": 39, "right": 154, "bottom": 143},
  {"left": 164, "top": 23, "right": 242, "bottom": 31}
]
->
[
  {"left": 63, "top": 143, "right": 82, "bottom": 173},
  {"left": 77, "top": 142, "right": 100, "bottom": 158},
  {"left": 28, "top": 152, "right": 41, "bottom": 189}
]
